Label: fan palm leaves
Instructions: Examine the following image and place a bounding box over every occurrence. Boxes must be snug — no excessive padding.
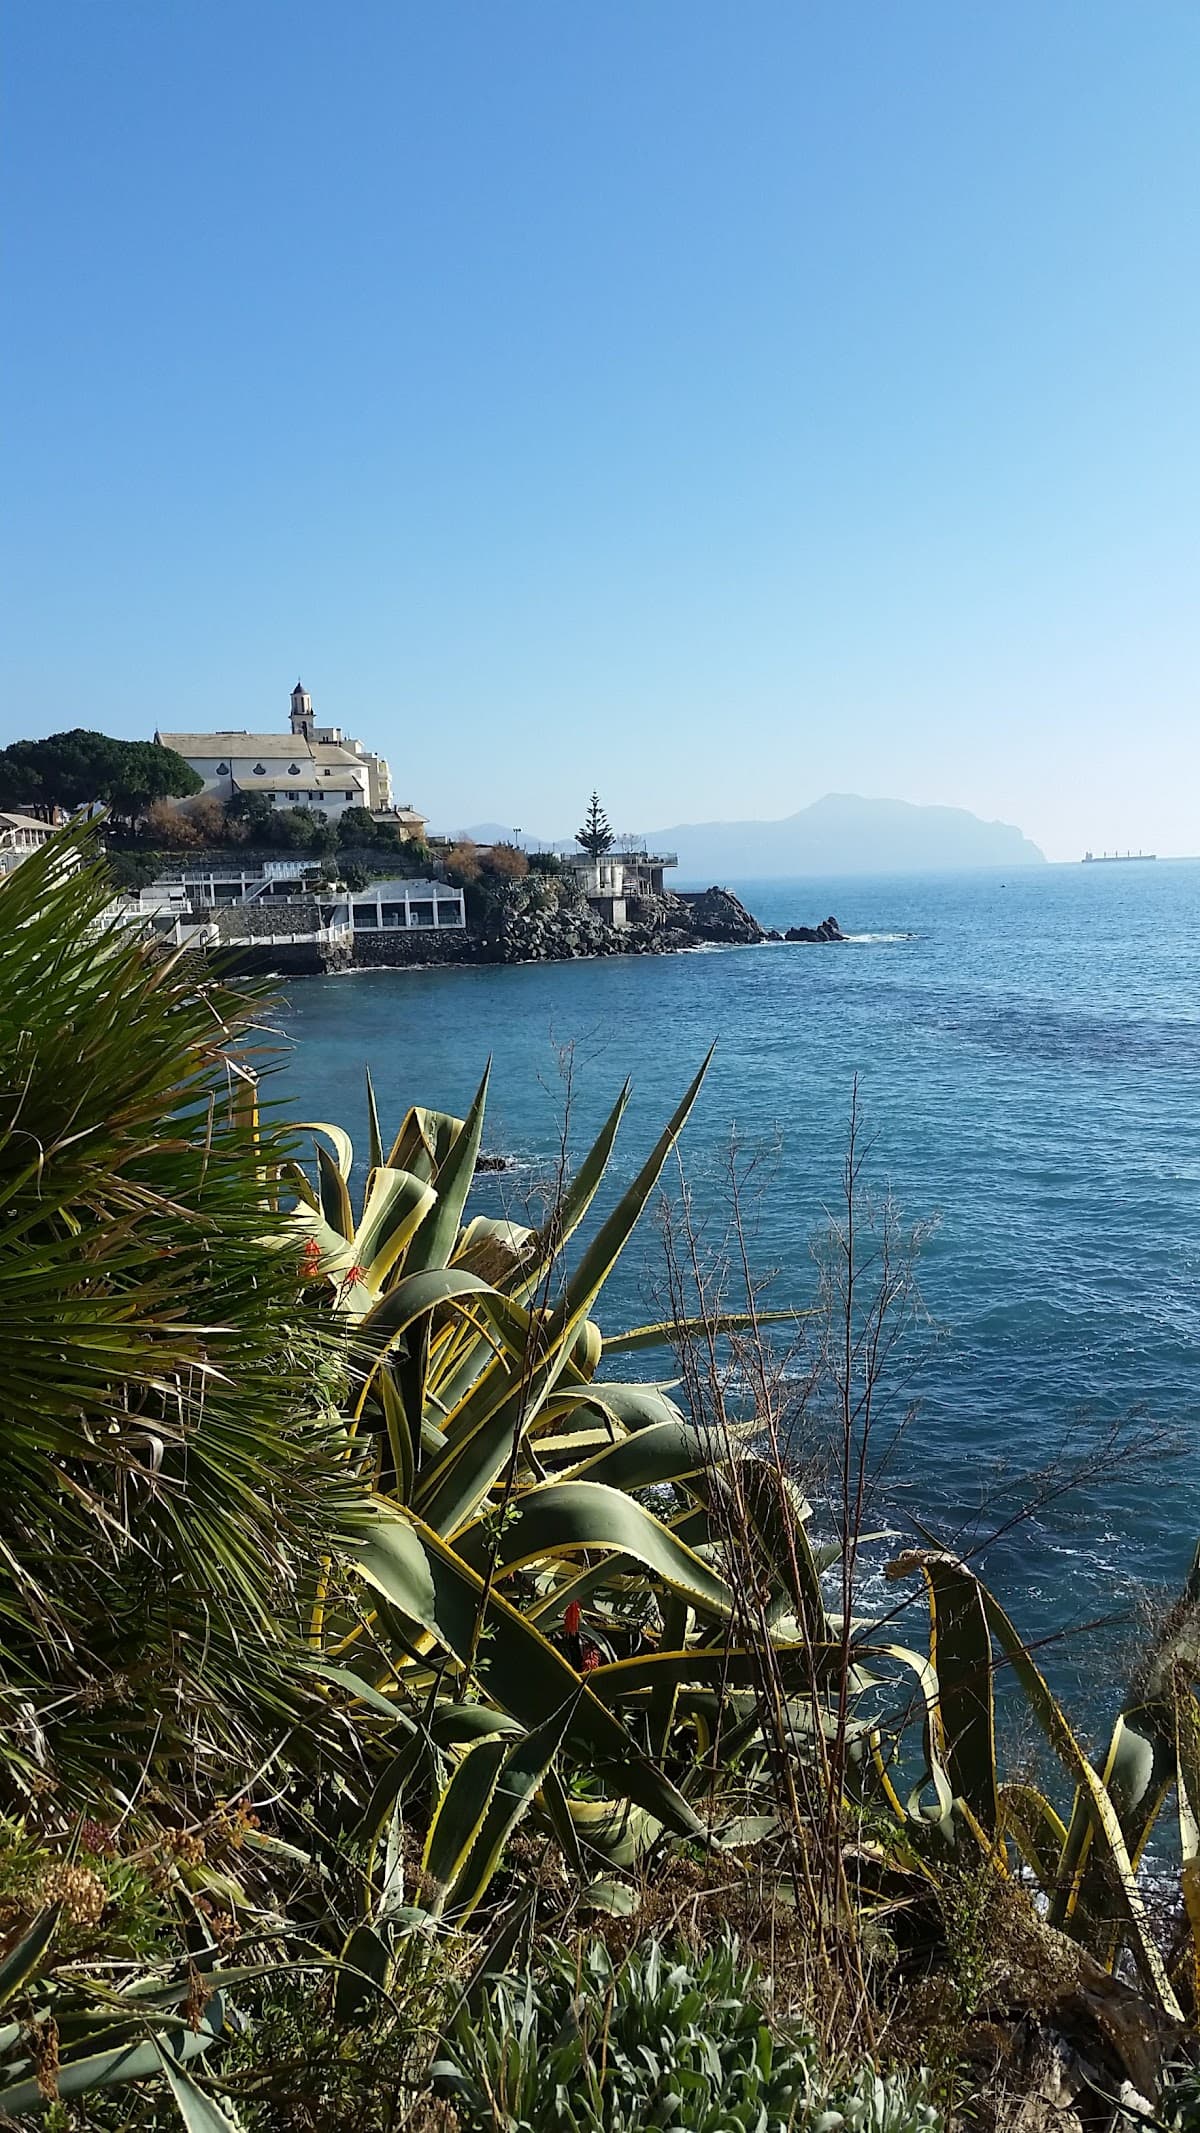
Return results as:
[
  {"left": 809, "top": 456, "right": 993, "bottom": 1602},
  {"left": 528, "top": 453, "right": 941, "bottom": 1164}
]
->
[{"left": 0, "top": 829, "right": 363, "bottom": 1814}]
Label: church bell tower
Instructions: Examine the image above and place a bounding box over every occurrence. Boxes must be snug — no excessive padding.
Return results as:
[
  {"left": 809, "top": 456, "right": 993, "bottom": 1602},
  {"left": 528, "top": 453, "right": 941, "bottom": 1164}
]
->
[{"left": 290, "top": 679, "right": 315, "bottom": 739}]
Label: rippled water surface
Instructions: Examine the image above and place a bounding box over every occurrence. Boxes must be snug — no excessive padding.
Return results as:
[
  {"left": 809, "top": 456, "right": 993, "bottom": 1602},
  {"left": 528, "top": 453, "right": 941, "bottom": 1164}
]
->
[{"left": 277, "top": 860, "right": 1200, "bottom": 1691}]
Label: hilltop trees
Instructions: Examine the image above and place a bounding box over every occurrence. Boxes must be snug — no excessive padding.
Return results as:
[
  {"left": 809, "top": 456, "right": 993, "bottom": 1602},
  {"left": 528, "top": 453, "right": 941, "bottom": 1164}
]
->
[
  {"left": 0, "top": 728, "right": 201, "bottom": 825},
  {"left": 576, "top": 790, "right": 615, "bottom": 859}
]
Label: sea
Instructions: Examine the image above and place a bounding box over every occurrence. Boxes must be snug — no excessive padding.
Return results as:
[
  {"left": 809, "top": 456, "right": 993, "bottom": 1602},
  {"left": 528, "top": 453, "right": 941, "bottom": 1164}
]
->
[{"left": 276, "top": 859, "right": 1200, "bottom": 1716}]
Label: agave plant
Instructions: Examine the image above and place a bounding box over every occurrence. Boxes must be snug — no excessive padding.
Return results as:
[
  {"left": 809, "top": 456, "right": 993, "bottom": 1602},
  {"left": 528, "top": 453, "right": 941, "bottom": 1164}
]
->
[
  {"left": 281, "top": 1065, "right": 838, "bottom": 1925},
  {"left": 860, "top": 1544, "right": 1200, "bottom": 2038}
]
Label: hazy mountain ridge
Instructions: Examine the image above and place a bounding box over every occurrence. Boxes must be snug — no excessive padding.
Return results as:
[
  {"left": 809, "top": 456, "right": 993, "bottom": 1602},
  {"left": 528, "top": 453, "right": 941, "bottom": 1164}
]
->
[{"left": 441, "top": 793, "right": 1046, "bottom": 877}]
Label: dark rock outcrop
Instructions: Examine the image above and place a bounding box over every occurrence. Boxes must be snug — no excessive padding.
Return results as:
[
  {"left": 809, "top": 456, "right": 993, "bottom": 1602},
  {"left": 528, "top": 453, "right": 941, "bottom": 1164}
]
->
[
  {"left": 673, "top": 886, "right": 766, "bottom": 945},
  {"left": 784, "top": 915, "right": 845, "bottom": 943}
]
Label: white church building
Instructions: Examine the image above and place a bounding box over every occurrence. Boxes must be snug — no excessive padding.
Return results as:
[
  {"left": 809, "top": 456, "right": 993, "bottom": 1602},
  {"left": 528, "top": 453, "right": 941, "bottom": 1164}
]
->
[{"left": 158, "top": 683, "right": 424, "bottom": 832}]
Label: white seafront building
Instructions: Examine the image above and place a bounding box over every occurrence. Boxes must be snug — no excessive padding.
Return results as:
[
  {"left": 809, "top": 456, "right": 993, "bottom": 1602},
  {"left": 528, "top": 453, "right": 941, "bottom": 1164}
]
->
[{"left": 157, "top": 682, "right": 425, "bottom": 832}]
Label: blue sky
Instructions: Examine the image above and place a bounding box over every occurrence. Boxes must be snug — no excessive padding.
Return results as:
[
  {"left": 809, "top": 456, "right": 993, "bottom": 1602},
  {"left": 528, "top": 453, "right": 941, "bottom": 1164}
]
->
[{"left": 2, "top": 3, "right": 1197, "bottom": 859}]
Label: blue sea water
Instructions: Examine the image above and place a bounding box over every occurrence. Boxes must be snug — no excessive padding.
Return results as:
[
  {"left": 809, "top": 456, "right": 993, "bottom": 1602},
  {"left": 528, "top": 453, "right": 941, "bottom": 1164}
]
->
[{"left": 276, "top": 860, "right": 1200, "bottom": 1702}]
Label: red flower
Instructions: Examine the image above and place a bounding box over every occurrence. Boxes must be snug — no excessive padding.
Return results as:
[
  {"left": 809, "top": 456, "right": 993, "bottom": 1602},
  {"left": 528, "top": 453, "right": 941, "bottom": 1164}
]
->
[
  {"left": 339, "top": 1263, "right": 365, "bottom": 1289},
  {"left": 580, "top": 1643, "right": 601, "bottom": 1674},
  {"left": 564, "top": 1600, "right": 582, "bottom": 1636}
]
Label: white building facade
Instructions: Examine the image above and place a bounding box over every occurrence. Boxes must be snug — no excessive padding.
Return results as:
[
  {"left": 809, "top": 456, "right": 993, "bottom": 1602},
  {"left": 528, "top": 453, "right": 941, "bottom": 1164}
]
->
[{"left": 157, "top": 682, "right": 396, "bottom": 823}]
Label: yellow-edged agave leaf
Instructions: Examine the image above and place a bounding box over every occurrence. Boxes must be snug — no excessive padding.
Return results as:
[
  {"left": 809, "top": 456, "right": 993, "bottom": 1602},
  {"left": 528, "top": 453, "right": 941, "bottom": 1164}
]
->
[
  {"left": 316, "top": 1141, "right": 355, "bottom": 1239},
  {"left": 509, "top": 1082, "right": 631, "bottom": 1304},
  {"left": 373, "top": 1362, "right": 415, "bottom": 1503},
  {"left": 539, "top": 1383, "right": 689, "bottom": 1437},
  {"left": 365, "top": 1068, "right": 384, "bottom": 1171},
  {"left": 355, "top": 1168, "right": 438, "bottom": 1287},
  {"left": 386, "top": 1103, "right": 464, "bottom": 1180},
  {"left": 415, "top": 1346, "right": 573, "bottom": 1535},
  {"left": 0, "top": 1904, "right": 61, "bottom": 2007},
  {"left": 870, "top": 1640, "right": 956, "bottom": 1834},
  {"left": 451, "top": 1479, "right": 736, "bottom": 1616},
  {"left": 366, "top": 1506, "right": 707, "bottom": 1839},
  {"left": 1175, "top": 1701, "right": 1200, "bottom": 2001},
  {"left": 1058, "top": 1541, "right": 1200, "bottom": 1957},
  {"left": 347, "top": 1509, "right": 439, "bottom": 1634},
  {"left": 299, "top": 1121, "right": 355, "bottom": 1181},
  {"left": 889, "top": 1551, "right": 1182, "bottom": 2017},
  {"left": 404, "top": 1063, "right": 490, "bottom": 1275},
  {"left": 905, "top": 1552, "right": 999, "bottom": 1838},
  {"left": 603, "top": 1309, "right": 808, "bottom": 1355},
  {"left": 421, "top": 1735, "right": 509, "bottom": 1913},
  {"left": 430, "top": 1697, "right": 576, "bottom": 1920},
  {"left": 556, "top": 1418, "right": 713, "bottom": 1491},
  {"left": 547, "top": 1051, "right": 713, "bottom": 1340},
  {"left": 697, "top": 1457, "right": 827, "bottom": 1637},
  {"left": 355, "top": 1269, "right": 500, "bottom": 1378},
  {"left": 565, "top": 1796, "right": 663, "bottom": 1869},
  {"left": 452, "top": 1215, "right": 535, "bottom": 1286},
  {"left": 999, "top": 1781, "right": 1069, "bottom": 1889},
  {"left": 585, "top": 1645, "right": 846, "bottom": 1703},
  {"left": 153, "top": 2040, "right": 243, "bottom": 2133},
  {"left": 0, "top": 1997, "right": 228, "bottom": 2118}
]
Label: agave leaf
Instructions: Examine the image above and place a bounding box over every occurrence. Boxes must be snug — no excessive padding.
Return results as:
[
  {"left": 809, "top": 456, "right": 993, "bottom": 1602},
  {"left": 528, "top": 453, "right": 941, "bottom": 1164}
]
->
[
  {"left": 355, "top": 1269, "right": 499, "bottom": 1383},
  {"left": 565, "top": 1796, "right": 663, "bottom": 1869},
  {"left": 602, "top": 1309, "right": 807, "bottom": 1356},
  {"left": 403, "top": 1062, "right": 490, "bottom": 1275},
  {"left": 153, "top": 2039, "right": 242, "bottom": 2131},
  {"left": 421, "top": 1737, "right": 509, "bottom": 1913},
  {"left": 366, "top": 1507, "right": 707, "bottom": 1840},
  {"left": 333, "top": 1922, "right": 393, "bottom": 2024},
  {"left": 348, "top": 1509, "right": 439, "bottom": 1632},
  {"left": 547, "top": 1052, "right": 713, "bottom": 1340},
  {"left": 509, "top": 1082, "right": 630, "bottom": 1302},
  {"left": 355, "top": 1169, "right": 438, "bottom": 1289},
  {"left": 999, "top": 1781, "right": 1069, "bottom": 1889},
  {"left": 386, "top": 1104, "right": 464, "bottom": 1179},
  {"left": 696, "top": 1458, "right": 827, "bottom": 1638},
  {"left": 0, "top": 1903, "right": 60, "bottom": 2006},
  {"left": 907, "top": 1552, "right": 999, "bottom": 1838},
  {"left": 374, "top": 1362, "right": 415, "bottom": 1504},
  {"left": 889, "top": 1551, "right": 1182, "bottom": 2017},
  {"left": 300, "top": 1121, "right": 355, "bottom": 1181},
  {"left": 0, "top": 2001, "right": 225, "bottom": 2115},
  {"left": 558, "top": 1424, "right": 711, "bottom": 1493},
  {"left": 435, "top": 1697, "right": 576, "bottom": 1920},
  {"left": 415, "top": 1347, "right": 571, "bottom": 1536},
  {"left": 365, "top": 1069, "right": 384, "bottom": 1173},
  {"left": 585, "top": 1645, "right": 845, "bottom": 1702},
  {"left": 452, "top": 1479, "right": 735, "bottom": 1618},
  {"left": 315, "top": 1141, "right": 355, "bottom": 1242}
]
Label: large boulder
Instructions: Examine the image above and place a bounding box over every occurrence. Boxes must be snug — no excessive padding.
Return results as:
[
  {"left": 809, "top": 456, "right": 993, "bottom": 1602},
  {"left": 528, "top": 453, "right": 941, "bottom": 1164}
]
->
[{"left": 674, "top": 887, "right": 766, "bottom": 945}]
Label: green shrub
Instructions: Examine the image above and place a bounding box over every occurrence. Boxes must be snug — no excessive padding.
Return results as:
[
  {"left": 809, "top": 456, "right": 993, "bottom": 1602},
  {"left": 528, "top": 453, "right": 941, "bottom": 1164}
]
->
[{"left": 434, "top": 1935, "right": 943, "bottom": 2132}]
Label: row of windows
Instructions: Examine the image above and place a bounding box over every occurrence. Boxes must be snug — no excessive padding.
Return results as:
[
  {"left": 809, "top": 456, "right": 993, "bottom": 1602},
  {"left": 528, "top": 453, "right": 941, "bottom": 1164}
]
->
[{"left": 352, "top": 902, "right": 462, "bottom": 929}]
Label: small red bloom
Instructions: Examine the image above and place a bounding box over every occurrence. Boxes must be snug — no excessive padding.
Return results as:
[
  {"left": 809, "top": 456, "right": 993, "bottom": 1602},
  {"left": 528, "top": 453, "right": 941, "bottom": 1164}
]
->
[
  {"left": 580, "top": 1643, "right": 601, "bottom": 1674},
  {"left": 564, "top": 1600, "right": 582, "bottom": 1636},
  {"left": 301, "top": 1237, "right": 322, "bottom": 1264},
  {"left": 340, "top": 1263, "right": 365, "bottom": 1289}
]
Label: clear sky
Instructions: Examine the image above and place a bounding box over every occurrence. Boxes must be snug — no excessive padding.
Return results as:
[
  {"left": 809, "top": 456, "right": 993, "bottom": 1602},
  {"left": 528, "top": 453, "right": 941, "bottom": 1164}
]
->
[{"left": 2, "top": 3, "right": 1197, "bottom": 859}]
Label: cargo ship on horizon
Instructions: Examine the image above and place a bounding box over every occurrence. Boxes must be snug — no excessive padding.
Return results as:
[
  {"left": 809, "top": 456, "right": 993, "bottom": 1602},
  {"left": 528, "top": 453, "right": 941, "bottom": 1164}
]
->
[{"left": 1082, "top": 850, "right": 1157, "bottom": 863}]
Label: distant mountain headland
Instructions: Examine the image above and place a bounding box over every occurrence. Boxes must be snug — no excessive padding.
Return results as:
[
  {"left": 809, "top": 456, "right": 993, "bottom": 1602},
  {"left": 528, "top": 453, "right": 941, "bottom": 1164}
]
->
[{"left": 448, "top": 794, "right": 1046, "bottom": 878}]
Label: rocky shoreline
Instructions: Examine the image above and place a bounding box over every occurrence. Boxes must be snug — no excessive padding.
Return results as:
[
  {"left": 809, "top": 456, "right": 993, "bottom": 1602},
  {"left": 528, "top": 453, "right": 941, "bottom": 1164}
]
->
[{"left": 214, "top": 887, "right": 856, "bottom": 978}]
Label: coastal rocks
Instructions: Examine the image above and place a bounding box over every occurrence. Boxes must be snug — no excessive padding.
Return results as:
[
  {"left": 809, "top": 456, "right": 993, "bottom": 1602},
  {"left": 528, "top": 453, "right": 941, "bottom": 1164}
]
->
[
  {"left": 784, "top": 915, "right": 845, "bottom": 943},
  {"left": 672, "top": 887, "right": 766, "bottom": 945}
]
